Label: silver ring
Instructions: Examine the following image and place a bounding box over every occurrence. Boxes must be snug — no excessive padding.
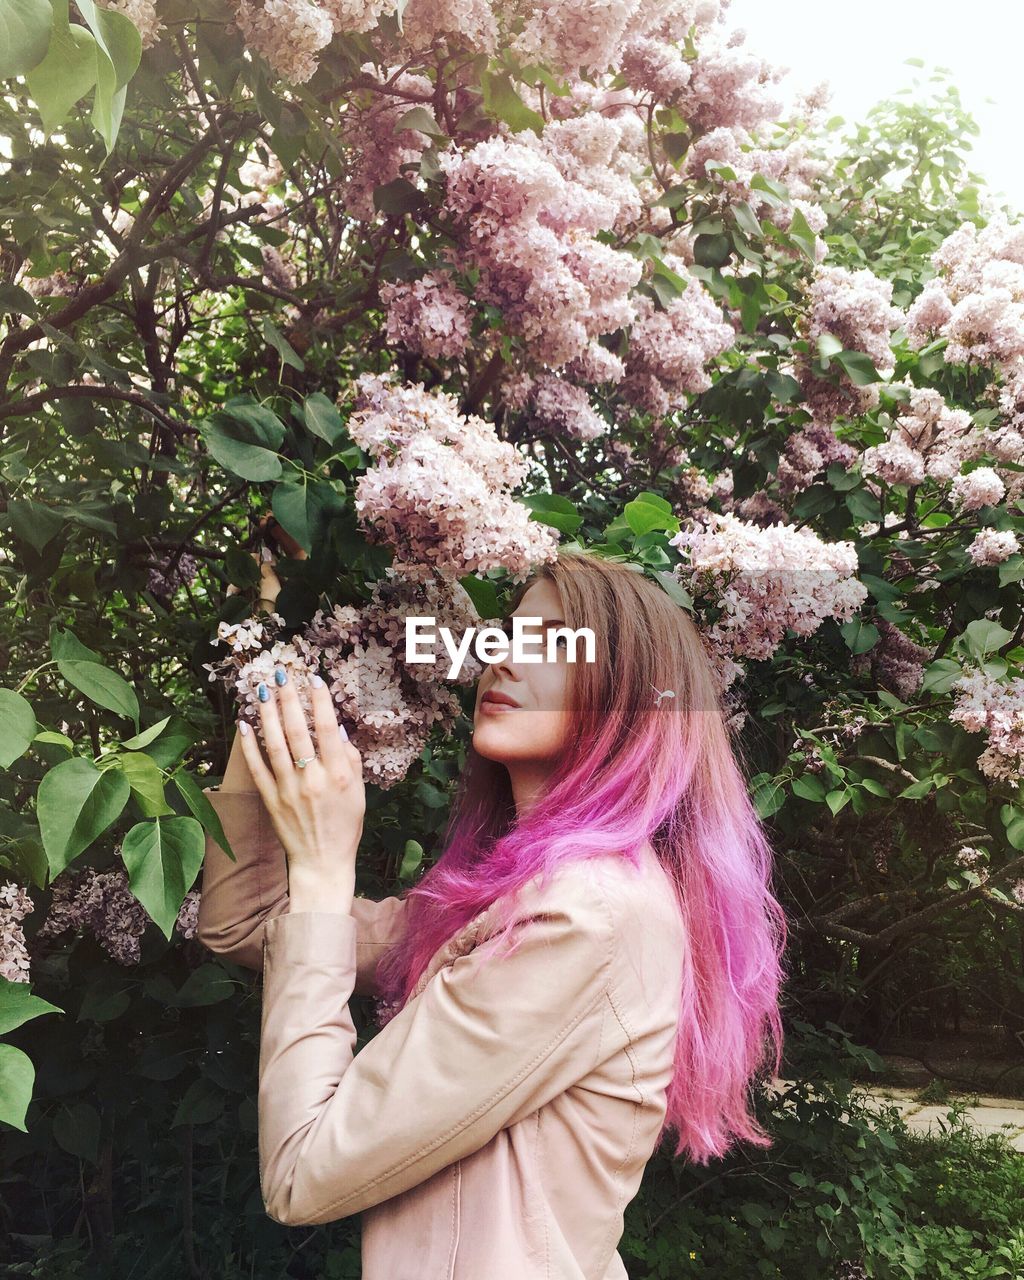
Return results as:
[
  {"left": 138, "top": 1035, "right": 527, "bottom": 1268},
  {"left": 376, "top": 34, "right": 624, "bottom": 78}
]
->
[{"left": 293, "top": 755, "right": 315, "bottom": 769}]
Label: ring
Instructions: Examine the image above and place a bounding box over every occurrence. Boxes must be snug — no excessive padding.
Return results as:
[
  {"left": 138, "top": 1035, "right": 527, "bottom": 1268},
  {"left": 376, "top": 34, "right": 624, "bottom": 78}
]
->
[{"left": 293, "top": 756, "right": 315, "bottom": 769}]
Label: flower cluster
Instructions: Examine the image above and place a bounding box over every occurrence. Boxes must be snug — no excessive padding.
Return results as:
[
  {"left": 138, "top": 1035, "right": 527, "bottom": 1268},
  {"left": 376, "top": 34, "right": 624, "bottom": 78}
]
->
[
  {"left": 848, "top": 619, "right": 930, "bottom": 701},
  {"left": 905, "top": 212, "right": 1024, "bottom": 371},
  {"left": 228, "top": 0, "right": 398, "bottom": 84},
  {"left": 775, "top": 422, "right": 859, "bottom": 497},
  {"left": 858, "top": 386, "right": 1024, "bottom": 513},
  {"left": 346, "top": 373, "right": 560, "bottom": 577},
  {"left": 339, "top": 67, "right": 434, "bottom": 220},
  {"left": 677, "top": 26, "right": 786, "bottom": 135},
  {"left": 380, "top": 271, "right": 474, "bottom": 360},
  {"left": 438, "top": 130, "right": 644, "bottom": 369},
  {"left": 967, "top": 528, "right": 1021, "bottom": 566},
  {"left": 949, "top": 667, "right": 1024, "bottom": 784},
  {"left": 399, "top": 0, "right": 498, "bottom": 51},
  {"left": 796, "top": 265, "right": 905, "bottom": 426},
  {"left": 670, "top": 511, "right": 869, "bottom": 686},
  {"left": 512, "top": 0, "right": 702, "bottom": 76},
  {"left": 146, "top": 551, "right": 199, "bottom": 602},
  {"left": 230, "top": 0, "right": 334, "bottom": 84},
  {"left": 684, "top": 125, "right": 828, "bottom": 245},
  {"left": 505, "top": 372, "right": 609, "bottom": 441},
  {"left": 621, "top": 265, "right": 736, "bottom": 415},
  {"left": 0, "top": 882, "right": 33, "bottom": 983},
  {"left": 204, "top": 564, "right": 493, "bottom": 787},
  {"left": 34, "top": 859, "right": 198, "bottom": 968}
]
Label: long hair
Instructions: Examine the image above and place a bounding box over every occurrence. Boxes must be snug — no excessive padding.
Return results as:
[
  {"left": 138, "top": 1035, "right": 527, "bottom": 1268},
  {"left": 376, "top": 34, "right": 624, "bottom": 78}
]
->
[{"left": 373, "top": 549, "right": 788, "bottom": 1164}]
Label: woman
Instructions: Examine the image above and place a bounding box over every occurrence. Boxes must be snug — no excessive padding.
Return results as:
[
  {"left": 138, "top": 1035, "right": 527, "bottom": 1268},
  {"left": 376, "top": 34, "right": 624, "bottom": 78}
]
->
[{"left": 197, "top": 548, "right": 787, "bottom": 1279}]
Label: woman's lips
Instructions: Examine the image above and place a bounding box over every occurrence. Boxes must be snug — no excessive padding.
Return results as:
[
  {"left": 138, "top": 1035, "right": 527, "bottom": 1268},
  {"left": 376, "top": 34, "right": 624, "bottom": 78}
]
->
[{"left": 478, "top": 699, "right": 519, "bottom": 715}]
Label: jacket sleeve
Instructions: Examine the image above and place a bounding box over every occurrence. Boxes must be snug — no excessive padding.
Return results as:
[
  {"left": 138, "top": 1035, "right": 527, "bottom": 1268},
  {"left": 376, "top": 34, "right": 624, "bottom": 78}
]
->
[
  {"left": 257, "top": 872, "right": 617, "bottom": 1226},
  {"left": 196, "top": 786, "right": 409, "bottom": 997}
]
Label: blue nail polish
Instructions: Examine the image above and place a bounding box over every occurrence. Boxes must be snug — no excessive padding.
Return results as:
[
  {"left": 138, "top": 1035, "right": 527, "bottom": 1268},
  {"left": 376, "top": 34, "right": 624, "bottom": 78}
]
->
[
  {"left": 258, "top": 682, "right": 269, "bottom": 702},
  {"left": 274, "top": 667, "right": 287, "bottom": 686},
  {"left": 311, "top": 673, "right": 324, "bottom": 688}
]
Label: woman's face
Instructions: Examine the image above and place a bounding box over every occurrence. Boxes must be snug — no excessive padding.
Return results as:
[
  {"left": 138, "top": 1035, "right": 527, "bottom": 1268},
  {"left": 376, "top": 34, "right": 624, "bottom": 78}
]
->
[{"left": 472, "top": 578, "right": 573, "bottom": 768}]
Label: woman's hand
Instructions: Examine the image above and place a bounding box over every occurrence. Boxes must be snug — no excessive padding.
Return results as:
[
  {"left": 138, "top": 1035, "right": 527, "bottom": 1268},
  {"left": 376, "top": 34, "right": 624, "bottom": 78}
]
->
[{"left": 236, "top": 666, "right": 365, "bottom": 916}]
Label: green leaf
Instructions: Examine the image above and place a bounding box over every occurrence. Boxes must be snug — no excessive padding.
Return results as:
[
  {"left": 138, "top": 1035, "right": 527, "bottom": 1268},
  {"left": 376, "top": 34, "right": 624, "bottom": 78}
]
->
[
  {"left": 693, "top": 232, "right": 731, "bottom": 268},
  {"left": 898, "top": 777, "right": 934, "bottom": 800},
  {"left": 120, "top": 816, "right": 206, "bottom": 941},
  {"left": 303, "top": 391, "right": 344, "bottom": 444},
  {"left": 835, "top": 349, "right": 881, "bottom": 386},
  {"left": 651, "top": 569, "right": 692, "bottom": 609},
  {"left": 730, "top": 199, "right": 763, "bottom": 239},
  {"left": 78, "top": 975, "right": 130, "bottom": 1022},
  {"left": 116, "top": 751, "right": 172, "bottom": 818},
  {"left": 120, "top": 716, "right": 171, "bottom": 751},
  {"left": 51, "top": 626, "right": 140, "bottom": 727},
  {"left": 0, "top": 0, "right": 52, "bottom": 77},
  {"left": 1000, "top": 805, "right": 1024, "bottom": 851},
  {"left": 24, "top": 0, "right": 99, "bottom": 134},
  {"left": 7, "top": 497, "right": 64, "bottom": 553},
  {"left": 481, "top": 70, "right": 544, "bottom": 133},
  {"left": 37, "top": 756, "right": 130, "bottom": 878},
  {"left": 0, "top": 979, "right": 62, "bottom": 1036},
  {"left": 624, "top": 494, "right": 679, "bottom": 537},
  {"left": 172, "top": 1077, "right": 225, "bottom": 1127},
  {"left": 53, "top": 1101, "right": 100, "bottom": 1163},
  {"left": 216, "top": 396, "right": 286, "bottom": 445},
  {"left": 840, "top": 618, "right": 879, "bottom": 655},
  {"left": 825, "top": 788, "right": 851, "bottom": 815},
  {"left": 816, "top": 333, "right": 843, "bottom": 362},
  {"left": 172, "top": 771, "right": 235, "bottom": 861},
  {"left": 203, "top": 409, "right": 283, "bottom": 483},
  {"left": 960, "top": 617, "right": 1014, "bottom": 659},
  {"left": 172, "top": 964, "right": 236, "bottom": 1007},
  {"left": 751, "top": 772, "right": 785, "bottom": 818},
  {"left": 0, "top": 688, "right": 37, "bottom": 768},
  {"left": 997, "top": 554, "right": 1024, "bottom": 588},
  {"left": 517, "top": 493, "right": 581, "bottom": 535},
  {"left": 791, "top": 774, "right": 826, "bottom": 802},
  {"left": 398, "top": 839, "right": 424, "bottom": 882},
  {"left": 372, "top": 177, "right": 426, "bottom": 215},
  {"left": 262, "top": 317, "right": 304, "bottom": 371},
  {"left": 787, "top": 204, "right": 817, "bottom": 263},
  {"left": 920, "top": 657, "right": 963, "bottom": 695},
  {"left": 458, "top": 574, "right": 501, "bottom": 622},
  {"left": 74, "top": 0, "right": 141, "bottom": 153},
  {"left": 0, "top": 1043, "right": 35, "bottom": 1132},
  {"left": 394, "top": 105, "right": 445, "bottom": 137},
  {"left": 271, "top": 478, "right": 343, "bottom": 555}
]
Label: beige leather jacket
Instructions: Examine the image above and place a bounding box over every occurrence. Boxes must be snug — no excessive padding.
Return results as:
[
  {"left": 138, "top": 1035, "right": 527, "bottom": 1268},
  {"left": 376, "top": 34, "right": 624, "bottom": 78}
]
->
[{"left": 197, "top": 787, "right": 688, "bottom": 1280}]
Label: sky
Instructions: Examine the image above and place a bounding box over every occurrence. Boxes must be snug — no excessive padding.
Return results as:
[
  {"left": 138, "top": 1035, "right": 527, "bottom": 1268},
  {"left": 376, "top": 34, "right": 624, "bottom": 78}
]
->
[{"left": 725, "top": 0, "right": 1024, "bottom": 215}]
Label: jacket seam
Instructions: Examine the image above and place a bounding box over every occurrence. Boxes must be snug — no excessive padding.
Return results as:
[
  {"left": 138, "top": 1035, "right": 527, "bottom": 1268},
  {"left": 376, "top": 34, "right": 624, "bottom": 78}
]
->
[
  {"left": 445, "top": 1161, "right": 461, "bottom": 1279},
  {"left": 311, "top": 885, "right": 617, "bottom": 1220},
  {"left": 534, "top": 1109, "right": 549, "bottom": 1280},
  {"left": 595, "top": 984, "right": 643, "bottom": 1270}
]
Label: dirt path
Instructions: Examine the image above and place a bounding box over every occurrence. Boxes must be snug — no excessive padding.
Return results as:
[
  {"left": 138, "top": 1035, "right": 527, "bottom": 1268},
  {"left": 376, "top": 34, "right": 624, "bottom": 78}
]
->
[{"left": 772, "top": 1079, "right": 1024, "bottom": 1151}]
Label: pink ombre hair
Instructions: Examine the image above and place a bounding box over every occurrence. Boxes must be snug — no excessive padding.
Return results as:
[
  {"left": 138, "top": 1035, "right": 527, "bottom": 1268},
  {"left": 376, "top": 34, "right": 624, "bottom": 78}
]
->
[{"left": 373, "top": 548, "right": 787, "bottom": 1164}]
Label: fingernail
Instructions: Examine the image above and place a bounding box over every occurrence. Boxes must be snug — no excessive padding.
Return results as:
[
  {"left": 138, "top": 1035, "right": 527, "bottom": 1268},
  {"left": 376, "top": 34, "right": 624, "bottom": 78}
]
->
[
  {"left": 238, "top": 720, "right": 250, "bottom": 736},
  {"left": 338, "top": 722, "right": 348, "bottom": 741},
  {"left": 274, "top": 667, "right": 287, "bottom": 686},
  {"left": 258, "top": 682, "right": 269, "bottom": 702},
  {"left": 311, "top": 673, "right": 324, "bottom": 688}
]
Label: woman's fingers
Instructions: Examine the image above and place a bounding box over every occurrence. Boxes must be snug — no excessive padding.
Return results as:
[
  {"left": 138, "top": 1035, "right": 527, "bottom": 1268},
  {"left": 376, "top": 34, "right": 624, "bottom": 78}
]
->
[
  {"left": 256, "top": 678, "right": 300, "bottom": 785},
  {"left": 274, "top": 672, "right": 317, "bottom": 764},
  {"left": 309, "top": 676, "right": 348, "bottom": 777},
  {"left": 235, "top": 719, "right": 277, "bottom": 801}
]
